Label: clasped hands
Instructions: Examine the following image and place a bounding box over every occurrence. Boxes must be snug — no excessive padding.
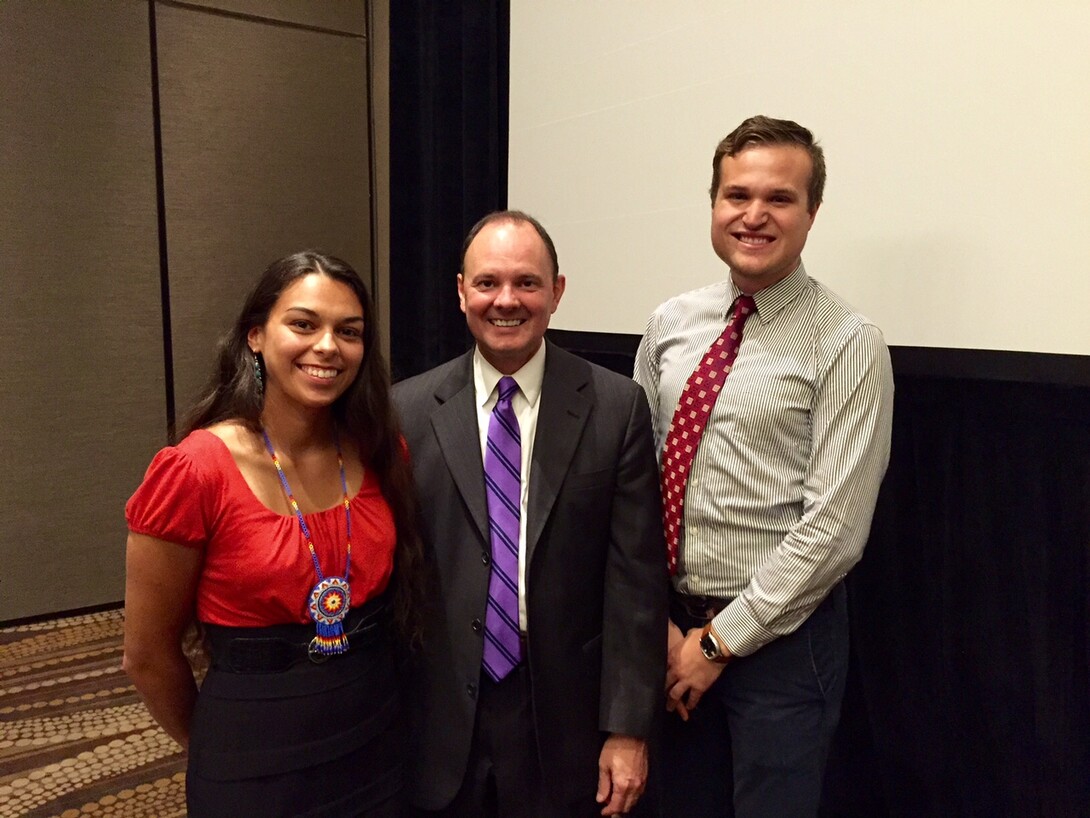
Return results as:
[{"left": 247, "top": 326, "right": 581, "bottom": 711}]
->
[{"left": 665, "top": 620, "right": 730, "bottom": 721}]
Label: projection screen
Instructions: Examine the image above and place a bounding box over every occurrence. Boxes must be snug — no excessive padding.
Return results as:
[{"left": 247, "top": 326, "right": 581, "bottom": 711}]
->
[{"left": 508, "top": 1, "right": 1090, "bottom": 356}]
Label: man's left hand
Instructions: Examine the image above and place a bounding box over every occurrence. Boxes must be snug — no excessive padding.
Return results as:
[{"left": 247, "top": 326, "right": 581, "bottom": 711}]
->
[
  {"left": 665, "top": 627, "right": 730, "bottom": 718},
  {"left": 596, "top": 734, "right": 648, "bottom": 815}
]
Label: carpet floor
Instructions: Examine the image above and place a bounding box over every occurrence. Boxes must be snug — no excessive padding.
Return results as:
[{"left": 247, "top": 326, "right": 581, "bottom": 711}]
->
[{"left": 0, "top": 609, "right": 187, "bottom": 817}]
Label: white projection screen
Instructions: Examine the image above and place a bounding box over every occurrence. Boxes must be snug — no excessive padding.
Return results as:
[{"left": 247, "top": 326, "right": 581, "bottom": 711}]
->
[{"left": 509, "top": 2, "right": 1090, "bottom": 356}]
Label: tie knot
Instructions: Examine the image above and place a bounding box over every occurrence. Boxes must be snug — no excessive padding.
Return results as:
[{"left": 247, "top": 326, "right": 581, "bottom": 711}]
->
[
  {"left": 497, "top": 376, "right": 519, "bottom": 403},
  {"left": 734, "top": 294, "right": 756, "bottom": 319}
]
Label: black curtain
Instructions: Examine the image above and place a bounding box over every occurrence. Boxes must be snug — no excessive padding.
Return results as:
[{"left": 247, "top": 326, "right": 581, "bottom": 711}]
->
[
  {"left": 829, "top": 376, "right": 1090, "bottom": 817},
  {"left": 555, "top": 334, "right": 1090, "bottom": 817},
  {"left": 388, "top": 0, "right": 509, "bottom": 380}
]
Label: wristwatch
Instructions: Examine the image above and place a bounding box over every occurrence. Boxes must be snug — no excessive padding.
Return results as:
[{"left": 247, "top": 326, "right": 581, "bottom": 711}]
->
[{"left": 699, "top": 622, "right": 730, "bottom": 664}]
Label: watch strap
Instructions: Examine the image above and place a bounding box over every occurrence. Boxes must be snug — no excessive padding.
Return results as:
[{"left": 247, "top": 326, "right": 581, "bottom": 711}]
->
[{"left": 699, "top": 622, "right": 730, "bottom": 664}]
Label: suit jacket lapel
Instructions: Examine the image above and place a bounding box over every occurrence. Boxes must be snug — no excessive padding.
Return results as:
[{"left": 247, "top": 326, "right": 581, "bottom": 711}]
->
[
  {"left": 431, "top": 351, "right": 490, "bottom": 544},
  {"left": 526, "top": 342, "right": 591, "bottom": 565}
]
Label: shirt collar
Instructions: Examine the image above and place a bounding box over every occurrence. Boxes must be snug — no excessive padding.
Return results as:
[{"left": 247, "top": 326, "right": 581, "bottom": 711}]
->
[
  {"left": 472, "top": 341, "right": 547, "bottom": 408},
  {"left": 728, "top": 261, "right": 808, "bottom": 324}
]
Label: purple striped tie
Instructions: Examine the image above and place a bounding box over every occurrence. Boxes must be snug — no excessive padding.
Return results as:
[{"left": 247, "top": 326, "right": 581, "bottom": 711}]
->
[{"left": 482, "top": 376, "right": 522, "bottom": 681}]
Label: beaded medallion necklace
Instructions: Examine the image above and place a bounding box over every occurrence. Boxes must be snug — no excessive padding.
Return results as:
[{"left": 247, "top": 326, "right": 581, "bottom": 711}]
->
[{"left": 261, "top": 429, "right": 352, "bottom": 661}]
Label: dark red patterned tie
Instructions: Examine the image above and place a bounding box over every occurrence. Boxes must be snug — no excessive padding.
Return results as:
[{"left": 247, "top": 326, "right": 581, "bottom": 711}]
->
[{"left": 660, "top": 295, "right": 756, "bottom": 575}]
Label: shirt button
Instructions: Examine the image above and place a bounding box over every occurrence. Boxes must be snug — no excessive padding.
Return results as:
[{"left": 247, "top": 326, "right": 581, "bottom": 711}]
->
[
  {"left": 466, "top": 682, "right": 477, "bottom": 699},
  {"left": 481, "top": 552, "right": 491, "bottom": 566},
  {"left": 471, "top": 618, "right": 482, "bottom": 633},
  {"left": 691, "top": 573, "right": 700, "bottom": 584}
]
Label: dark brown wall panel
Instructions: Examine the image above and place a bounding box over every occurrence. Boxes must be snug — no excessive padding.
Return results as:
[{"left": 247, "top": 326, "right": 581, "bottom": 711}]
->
[
  {"left": 174, "top": 0, "right": 367, "bottom": 35},
  {"left": 156, "top": 4, "right": 372, "bottom": 412},
  {"left": 0, "top": 2, "right": 164, "bottom": 620}
]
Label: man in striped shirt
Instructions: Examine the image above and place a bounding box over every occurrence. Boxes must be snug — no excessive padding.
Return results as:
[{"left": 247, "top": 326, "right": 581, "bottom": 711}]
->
[{"left": 634, "top": 116, "right": 894, "bottom": 817}]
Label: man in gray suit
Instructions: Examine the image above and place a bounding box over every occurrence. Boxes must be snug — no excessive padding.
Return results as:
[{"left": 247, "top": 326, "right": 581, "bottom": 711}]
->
[{"left": 394, "top": 211, "right": 666, "bottom": 817}]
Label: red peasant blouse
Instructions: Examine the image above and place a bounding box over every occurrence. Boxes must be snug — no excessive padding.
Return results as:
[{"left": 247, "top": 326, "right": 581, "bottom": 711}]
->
[{"left": 125, "top": 429, "right": 396, "bottom": 627}]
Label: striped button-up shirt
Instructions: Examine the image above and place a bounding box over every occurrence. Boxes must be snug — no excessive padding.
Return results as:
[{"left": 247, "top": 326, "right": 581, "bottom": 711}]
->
[{"left": 634, "top": 263, "right": 893, "bottom": 656}]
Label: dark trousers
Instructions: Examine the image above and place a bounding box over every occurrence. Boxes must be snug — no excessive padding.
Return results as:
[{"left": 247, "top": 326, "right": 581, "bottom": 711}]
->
[
  {"left": 418, "top": 664, "right": 600, "bottom": 818},
  {"left": 655, "top": 584, "right": 848, "bottom": 818}
]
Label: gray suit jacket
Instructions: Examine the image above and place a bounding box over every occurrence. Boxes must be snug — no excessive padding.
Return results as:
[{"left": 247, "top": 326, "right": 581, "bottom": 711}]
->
[{"left": 393, "top": 340, "right": 667, "bottom": 809}]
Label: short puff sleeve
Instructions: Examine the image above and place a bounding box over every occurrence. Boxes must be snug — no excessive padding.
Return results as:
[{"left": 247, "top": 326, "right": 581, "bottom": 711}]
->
[{"left": 125, "top": 446, "right": 211, "bottom": 548}]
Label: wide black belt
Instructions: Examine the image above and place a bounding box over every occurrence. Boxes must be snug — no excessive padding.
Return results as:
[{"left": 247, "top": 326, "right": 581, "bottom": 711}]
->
[{"left": 205, "top": 596, "right": 388, "bottom": 674}]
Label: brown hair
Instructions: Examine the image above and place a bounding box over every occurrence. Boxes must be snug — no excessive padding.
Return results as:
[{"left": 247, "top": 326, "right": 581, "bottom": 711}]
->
[{"left": 709, "top": 115, "right": 825, "bottom": 213}]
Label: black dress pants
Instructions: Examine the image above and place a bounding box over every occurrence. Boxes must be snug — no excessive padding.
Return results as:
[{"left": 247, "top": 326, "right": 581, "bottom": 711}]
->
[{"left": 420, "top": 664, "right": 601, "bottom": 818}]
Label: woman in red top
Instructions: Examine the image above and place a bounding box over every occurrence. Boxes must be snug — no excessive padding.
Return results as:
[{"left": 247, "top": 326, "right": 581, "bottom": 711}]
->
[{"left": 123, "top": 251, "right": 422, "bottom": 817}]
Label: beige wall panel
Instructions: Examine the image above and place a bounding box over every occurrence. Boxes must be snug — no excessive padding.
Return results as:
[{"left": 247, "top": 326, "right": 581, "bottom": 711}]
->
[
  {"left": 175, "top": 0, "right": 367, "bottom": 35},
  {"left": 0, "top": 2, "right": 163, "bottom": 620},
  {"left": 156, "top": 5, "right": 371, "bottom": 412}
]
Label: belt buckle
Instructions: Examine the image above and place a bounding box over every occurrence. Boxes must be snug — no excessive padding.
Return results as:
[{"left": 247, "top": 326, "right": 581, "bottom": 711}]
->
[
  {"left": 307, "top": 637, "right": 332, "bottom": 664},
  {"left": 676, "top": 594, "right": 721, "bottom": 622}
]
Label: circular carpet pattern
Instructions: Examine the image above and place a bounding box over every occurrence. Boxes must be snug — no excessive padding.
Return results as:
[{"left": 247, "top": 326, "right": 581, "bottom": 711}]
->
[{"left": 1, "top": 610, "right": 187, "bottom": 817}]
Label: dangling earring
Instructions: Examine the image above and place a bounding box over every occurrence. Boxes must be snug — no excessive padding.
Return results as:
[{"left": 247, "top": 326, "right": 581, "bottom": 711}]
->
[{"left": 252, "top": 351, "right": 265, "bottom": 393}]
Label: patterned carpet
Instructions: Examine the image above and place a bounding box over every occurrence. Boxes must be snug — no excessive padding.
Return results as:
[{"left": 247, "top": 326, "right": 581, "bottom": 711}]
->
[{"left": 0, "top": 609, "right": 188, "bottom": 817}]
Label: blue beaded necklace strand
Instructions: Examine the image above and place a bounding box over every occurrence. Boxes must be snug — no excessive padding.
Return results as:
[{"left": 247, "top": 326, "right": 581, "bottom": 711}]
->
[{"left": 261, "top": 429, "right": 353, "bottom": 659}]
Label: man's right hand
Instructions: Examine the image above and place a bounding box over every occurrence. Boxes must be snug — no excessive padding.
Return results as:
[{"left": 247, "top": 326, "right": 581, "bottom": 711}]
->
[{"left": 665, "top": 622, "right": 730, "bottom": 720}]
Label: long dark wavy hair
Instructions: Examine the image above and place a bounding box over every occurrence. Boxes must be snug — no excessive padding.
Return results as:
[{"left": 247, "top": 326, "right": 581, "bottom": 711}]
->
[{"left": 181, "top": 250, "right": 424, "bottom": 641}]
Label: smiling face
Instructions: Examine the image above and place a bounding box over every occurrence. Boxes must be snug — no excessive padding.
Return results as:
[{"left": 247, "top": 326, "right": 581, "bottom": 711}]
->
[
  {"left": 247, "top": 273, "right": 366, "bottom": 414},
  {"left": 710, "top": 143, "right": 819, "bottom": 293},
  {"left": 458, "top": 220, "right": 566, "bottom": 374}
]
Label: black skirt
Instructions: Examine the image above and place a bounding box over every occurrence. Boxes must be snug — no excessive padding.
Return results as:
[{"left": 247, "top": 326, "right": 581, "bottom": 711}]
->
[{"left": 187, "top": 601, "right": 403, "bottom": 818}]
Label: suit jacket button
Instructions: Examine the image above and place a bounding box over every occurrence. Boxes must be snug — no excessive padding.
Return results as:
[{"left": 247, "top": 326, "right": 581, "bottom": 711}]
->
[
  {"left": 471, "top": 618, "right": 482, "bottom": 633},
  {"left": 466, "top": 682, "right": 477, "bottom": 699},
  {"left": 481, "top": 552, "right": 491, "bottom": 566}
]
